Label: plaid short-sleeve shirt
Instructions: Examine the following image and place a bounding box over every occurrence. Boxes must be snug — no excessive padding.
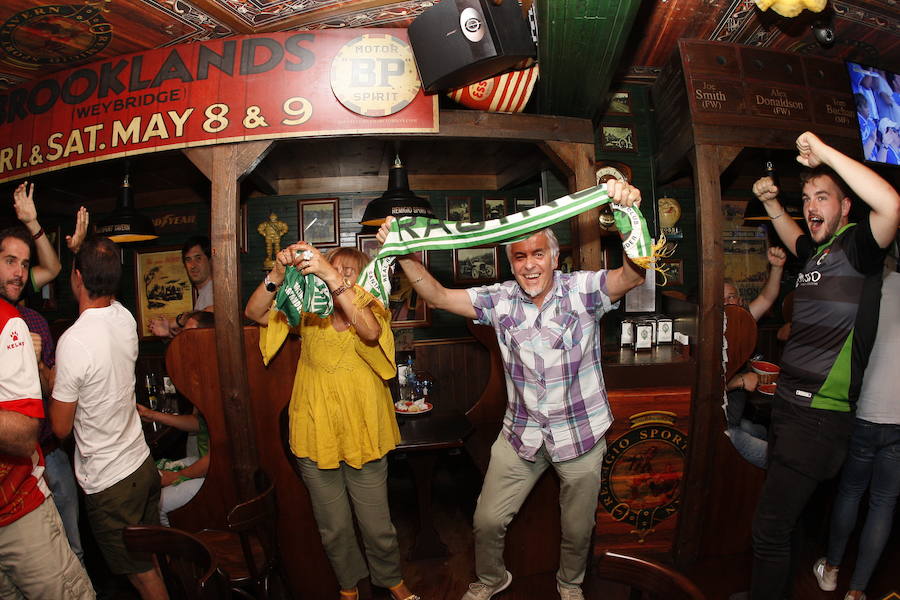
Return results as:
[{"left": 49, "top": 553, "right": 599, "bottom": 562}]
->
[{"left": 468, "top": 270, "right": 617, "bottom": 462}]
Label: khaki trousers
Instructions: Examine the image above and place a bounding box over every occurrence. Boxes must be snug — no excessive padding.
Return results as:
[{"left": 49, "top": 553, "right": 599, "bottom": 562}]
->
[
  {"left": 0, "top": 497, "right": 95, "bottom": 599},
  {"left": 296, "top": 456, "right": 403, "bottom": 590},
  {"left": 473, "top": 434, "right": 606, "bottom": 588}
]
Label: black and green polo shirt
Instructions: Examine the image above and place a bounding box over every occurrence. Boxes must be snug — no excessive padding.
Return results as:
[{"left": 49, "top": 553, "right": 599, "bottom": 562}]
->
[{"left": 777, "top": 218, "right": 886, "bottom": 412}]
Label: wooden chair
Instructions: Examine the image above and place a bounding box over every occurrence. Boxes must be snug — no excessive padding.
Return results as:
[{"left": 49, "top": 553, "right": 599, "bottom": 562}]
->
[
  {"left": 195, "top": 472, "right": 284, "bottom": 599},
  {"left": 592, "top": 550, "right": 706, "bottom": 600},
  {"left": 122, "top": 525, "right": 231, "bottom": 600}
]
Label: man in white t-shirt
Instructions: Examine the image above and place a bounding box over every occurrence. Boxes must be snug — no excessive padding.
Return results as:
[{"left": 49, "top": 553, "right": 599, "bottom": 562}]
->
[
  {"left": 50, "top": 236, "right": 167, "bottom": 600},
  {"left": 148, "top": 235, "right": 214, "bottom": 339}
]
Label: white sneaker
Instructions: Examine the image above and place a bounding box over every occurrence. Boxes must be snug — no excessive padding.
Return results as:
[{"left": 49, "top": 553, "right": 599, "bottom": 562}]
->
[
  {"left": 460, "top": 571, "right": 512, "bottom": 600},
  {"left": 557, "top": 583, "right": 584, "bottom": 600},
  {"left": 813, "top": 557, "right": 838, "bottom": 591}
]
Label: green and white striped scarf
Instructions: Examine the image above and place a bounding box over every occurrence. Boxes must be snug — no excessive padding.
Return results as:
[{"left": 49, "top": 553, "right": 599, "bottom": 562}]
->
[{"left": 275, "top": 183, "right": 659, "bottom": 325}]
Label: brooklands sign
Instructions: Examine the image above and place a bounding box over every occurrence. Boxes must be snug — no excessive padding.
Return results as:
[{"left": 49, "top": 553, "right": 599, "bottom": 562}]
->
[{"left": 0, "top": 30, "right": 437, "bottom": 184}]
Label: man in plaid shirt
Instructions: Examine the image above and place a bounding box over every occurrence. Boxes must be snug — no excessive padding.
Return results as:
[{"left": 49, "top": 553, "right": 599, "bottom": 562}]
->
[{"left": 378, "top": 180, "right": 646, "bottom": 600}]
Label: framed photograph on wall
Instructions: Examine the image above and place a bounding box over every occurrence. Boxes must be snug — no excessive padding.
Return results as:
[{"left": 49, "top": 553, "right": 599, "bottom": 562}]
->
[
  {"left": 447, "top": 196, "right": 472, "bottom": 222},
  {"left": 484, "top": 197, "right": 506, "bottom": 220},
  {"left": 298, "top": 198, "right": 339, "bottom": 246},
  {"left": 607, "top": 91, "right": 632, "bottom": 115},
  {"left": 600, "top": 125, "right": 637, "bottom": 153},
  {"left": 134, "top": 247, "right": 194, "bottom": 340},
  {"left": 658, "top": 258, "right": 684, "bottom": 286},
  {"left": 453, "top": 246, "right": 499, "bottom": 284},
  {"left": 356, "top": 233, "right": 380, "bottom": 260},
  {"left": 390, "top": 251, "right": 430, "bottom": 328},
  {"left": 515, "top": 197, "right": 536, "bottom": 212},
  {"left": 558, "top": 245, "right": 576, "bottom": 273}
]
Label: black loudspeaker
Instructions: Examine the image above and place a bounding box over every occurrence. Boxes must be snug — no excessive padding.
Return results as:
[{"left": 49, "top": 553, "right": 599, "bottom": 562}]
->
[{"left": 408, "top": 0, "right": 536, "bottom": 93}]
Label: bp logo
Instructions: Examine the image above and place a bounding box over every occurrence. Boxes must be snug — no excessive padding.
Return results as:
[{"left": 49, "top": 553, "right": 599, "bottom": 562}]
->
[
  {"left": 0, "top": 5, "right": 112, "bottom": 70},
  {"left": 598, "top": 411, "right": 687, "bottom": 542},
  {"left": 330, "top": 34, "right": 421, "bottom": 118}
]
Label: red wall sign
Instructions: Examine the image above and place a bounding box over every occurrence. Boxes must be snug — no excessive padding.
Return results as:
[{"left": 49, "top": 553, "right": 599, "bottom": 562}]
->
[{"left": 0, "top": 30, "right": 438, "bottom": 184}]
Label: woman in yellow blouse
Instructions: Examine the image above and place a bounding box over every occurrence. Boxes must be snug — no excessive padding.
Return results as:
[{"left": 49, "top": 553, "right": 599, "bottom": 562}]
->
[{"left": 245, "top": 242, "right": 418, "bottom": 600}]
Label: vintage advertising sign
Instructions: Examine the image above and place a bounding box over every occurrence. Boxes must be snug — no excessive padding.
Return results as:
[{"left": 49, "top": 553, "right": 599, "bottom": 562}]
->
[{"left": 0, "top": 30, "right": 438, "bottom": 184}]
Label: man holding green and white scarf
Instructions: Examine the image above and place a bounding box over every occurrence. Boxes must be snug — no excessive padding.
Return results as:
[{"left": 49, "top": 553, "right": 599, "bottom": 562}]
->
[{"left": 376, "top": 179, "right": 646, "bottom": 600}]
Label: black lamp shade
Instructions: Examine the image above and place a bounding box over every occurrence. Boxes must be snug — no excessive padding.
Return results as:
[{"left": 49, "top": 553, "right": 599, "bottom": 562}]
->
[
  {"left": 96, "top": 175, "right": 158, "bottom": 243},
  {"left": 360, "top": 158, "right": 435, "bottom": 226}
]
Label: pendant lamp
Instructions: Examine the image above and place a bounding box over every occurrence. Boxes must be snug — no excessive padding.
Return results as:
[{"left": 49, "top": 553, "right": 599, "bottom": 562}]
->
[
  {"left": 360, "top": 154, "right": 436, "bottom": 226},
  {"left": 95, "top": 167, "right": 158, "bottom": 243}
]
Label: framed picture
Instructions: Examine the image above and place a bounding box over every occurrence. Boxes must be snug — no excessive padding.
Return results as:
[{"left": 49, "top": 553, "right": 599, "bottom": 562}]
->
[
  {"left": 515, "top": 197, "right": 536, "bottom": 212},
  {"left": 484, "top": 197, "right": 506, "bottom": 220},
  {"left": 298, "top": 198, "right": 339, "bottom": 246},
  {"left": 389, "top": 251, "right": 430, "bottom": 328},
  {"left": 134, "top": 247, "right": 194, "bottom": 341},
  {"left": 453, "top": 246, "right": 499, "bottom": 283},
  {"left": 356, "top": 233, "right": 380, "bottom": 260},
  {"left": 607, "top": 91, "right": 632, "bottom": 115},
  {"left": 600, "top": 125, "right": 637, "bottom": 153},
  {"left": 558, "top": 245, "right": 576, "bottom": 274},
  {"left": 658, "top": 258, "right": 684, "bottom": 286},
  {"left": 446, "top": 196, "right": 472, "bottom": 222}
]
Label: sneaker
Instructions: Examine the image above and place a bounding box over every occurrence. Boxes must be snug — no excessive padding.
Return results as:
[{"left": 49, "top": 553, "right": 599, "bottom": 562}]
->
[
  {"left": 813, "top": 557, "right": 838, "bottom": 591},
  {"left": 461, "top": 571, "right": 513, "bottom": 600},
  {"left": 557, "top": 583, "right": 584, "bottom": 600},
  {"left": 843, "top": 593, "right": 866, "bottom": 600}
]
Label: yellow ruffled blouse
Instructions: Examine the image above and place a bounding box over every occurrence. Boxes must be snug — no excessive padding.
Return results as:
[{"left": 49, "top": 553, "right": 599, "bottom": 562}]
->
[{"left": 258, "top": 285, "right": 400, "bottom": 470}]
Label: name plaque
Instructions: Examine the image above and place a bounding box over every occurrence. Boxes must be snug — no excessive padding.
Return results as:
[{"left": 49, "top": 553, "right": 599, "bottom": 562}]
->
[
  {"left": 813, "top": 94, "right": 856, "bottom": 128},
  {"left": 689, "top": 79, "right": 744, "bottom": 114},
  {"left": 747, "top": 84, "right": 809, "bottom": 120}
]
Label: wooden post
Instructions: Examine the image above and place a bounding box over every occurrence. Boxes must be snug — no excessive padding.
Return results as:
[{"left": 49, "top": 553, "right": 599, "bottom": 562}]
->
[
  {"left": 184, "top": 140, "right": 273, "bottom": 500},
  {"left": 672, "top": 143, "right": 728, "bottom": 565},
  {"left": 539, "top": 140, "right": 601, "bottom": 269}
]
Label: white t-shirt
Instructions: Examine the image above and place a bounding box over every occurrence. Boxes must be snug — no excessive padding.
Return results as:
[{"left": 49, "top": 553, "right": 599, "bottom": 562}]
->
[
  {"left": 54, "top": 301, "right": 149, "bottom": 494},
  {"left": 857, "top": 268, "right": 900, "bottom": 425},
  {"left": 194, "top": 279, "right": 214, "bottom": 311}
]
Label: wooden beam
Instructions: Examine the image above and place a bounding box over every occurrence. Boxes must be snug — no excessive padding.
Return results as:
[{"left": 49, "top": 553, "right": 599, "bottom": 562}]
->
[
  {"left": 273, "top": 174, "right": 499, "bottom": 196},
  {"left": 716, "top": 146, "right": 742, "bottom": 175},
  {"left": 184, "top": 141, "right": 272, "bottom": 501},
  {"left": 539, "top": 140, "right": 600, "bottom": 269},
  {"left": 673, "top": 143, "right": 725, "bottom": 566},
  {"left": 436, "top": 110, "right": 595, "bottom": 144}
]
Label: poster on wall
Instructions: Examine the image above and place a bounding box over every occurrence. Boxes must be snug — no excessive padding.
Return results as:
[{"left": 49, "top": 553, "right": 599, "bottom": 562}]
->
[
  {"left": 722, "top": 200, "right": 769, "bottom": 304},
  {"left": 133, "top": 247, "right": 193, "bottom": 340}
]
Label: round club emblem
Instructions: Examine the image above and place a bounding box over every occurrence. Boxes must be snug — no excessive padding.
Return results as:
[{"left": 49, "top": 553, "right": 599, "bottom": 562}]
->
[
  {"left": 598, "top": 413, "right": 687, "bottom": 542},
  {"left": 0, "top": 5, "right": 112, "bottom": 69},
  {"left": 331, "top": 34, "right": 421, "bottom": 118},
  {"left": 460, "top": 7, "right": 485, "bottom": 43}
]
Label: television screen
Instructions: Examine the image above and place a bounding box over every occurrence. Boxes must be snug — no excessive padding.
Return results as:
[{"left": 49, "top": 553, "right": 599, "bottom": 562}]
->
[{"left": 846, "top": 61, "right": 900, "bottom": 166}]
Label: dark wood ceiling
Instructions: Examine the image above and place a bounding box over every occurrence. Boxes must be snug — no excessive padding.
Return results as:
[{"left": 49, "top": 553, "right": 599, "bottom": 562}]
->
[
  {"left": 2, "top": 0, "right": 897, "bottom": 114},
  {"left": 0, "top": 0, "right": 897, "bottom": 216}
]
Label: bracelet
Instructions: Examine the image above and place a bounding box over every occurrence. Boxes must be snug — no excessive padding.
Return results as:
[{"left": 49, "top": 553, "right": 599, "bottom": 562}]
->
[
  {"left": 739, "top": 374, "right": 745, "bottom": 390},
  {"left": 330, "top": 281, "right": 352, "bottom": 298},
  {"left": 410, "top": 276, "right": 424, "bottom": 285},
  {"left": 32, "top": 227, "right": 44, "bottom": 240},
  {"left": 770, "top": 212, "right": 784, "bottom": 220}
]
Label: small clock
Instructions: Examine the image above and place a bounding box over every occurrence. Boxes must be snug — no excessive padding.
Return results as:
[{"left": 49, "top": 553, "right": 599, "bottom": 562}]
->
[{"left": 595, "top": 161, "right": 632, "bottom": 185}]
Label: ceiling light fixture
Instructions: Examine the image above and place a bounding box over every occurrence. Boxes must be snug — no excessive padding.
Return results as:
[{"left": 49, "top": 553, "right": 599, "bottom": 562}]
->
[
  {"left": 360, "top": 154, "right": 436, "bottom": 226},
  {"left": 95, "top": 163, "right": 158, "bottom": 243}
]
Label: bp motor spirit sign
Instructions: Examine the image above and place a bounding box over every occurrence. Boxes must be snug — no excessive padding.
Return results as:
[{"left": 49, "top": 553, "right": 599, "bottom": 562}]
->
[{"left": 0, "top": 30, "right": 437, "bottom": 184}]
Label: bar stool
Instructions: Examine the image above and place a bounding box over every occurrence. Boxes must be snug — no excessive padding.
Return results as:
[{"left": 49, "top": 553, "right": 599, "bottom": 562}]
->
[{"left": 591, "top": 550, "right": 706, "bottom": 600}]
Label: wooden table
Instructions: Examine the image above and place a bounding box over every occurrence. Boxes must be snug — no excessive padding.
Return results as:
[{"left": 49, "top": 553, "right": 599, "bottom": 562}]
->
[{"left": 394, "top": 410, "right": 473, "bottom": 559}]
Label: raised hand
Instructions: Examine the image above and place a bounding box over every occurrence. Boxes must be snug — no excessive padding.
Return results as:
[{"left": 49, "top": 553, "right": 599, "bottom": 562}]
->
[
  {"left": 795, "top": 131, "right": 827, "bottom": 168},
  {"left": 606, "top": 179, "right": 641, "bottom": 209},
  {"left": 13, "top": 182, "right": 37, "bottom": 227},
  {"left": 767, "top": 246, "right": 787, "bottom": 268},
  {"left": 66, "top": 207, "right": 89, "bottom": 253},
  {"left": 752, "top": 176, "right": 780, "bottom": 204}
]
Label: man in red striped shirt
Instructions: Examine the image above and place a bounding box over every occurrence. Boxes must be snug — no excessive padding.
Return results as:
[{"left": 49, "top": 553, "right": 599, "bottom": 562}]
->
[{"left": 0, "top": 226, "right": 94, "bottom": 598}]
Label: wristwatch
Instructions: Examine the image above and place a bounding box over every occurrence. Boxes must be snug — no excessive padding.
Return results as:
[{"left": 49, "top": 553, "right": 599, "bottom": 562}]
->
[{"left": 264, "top": 274, "right": 279, "bottom": 293}]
